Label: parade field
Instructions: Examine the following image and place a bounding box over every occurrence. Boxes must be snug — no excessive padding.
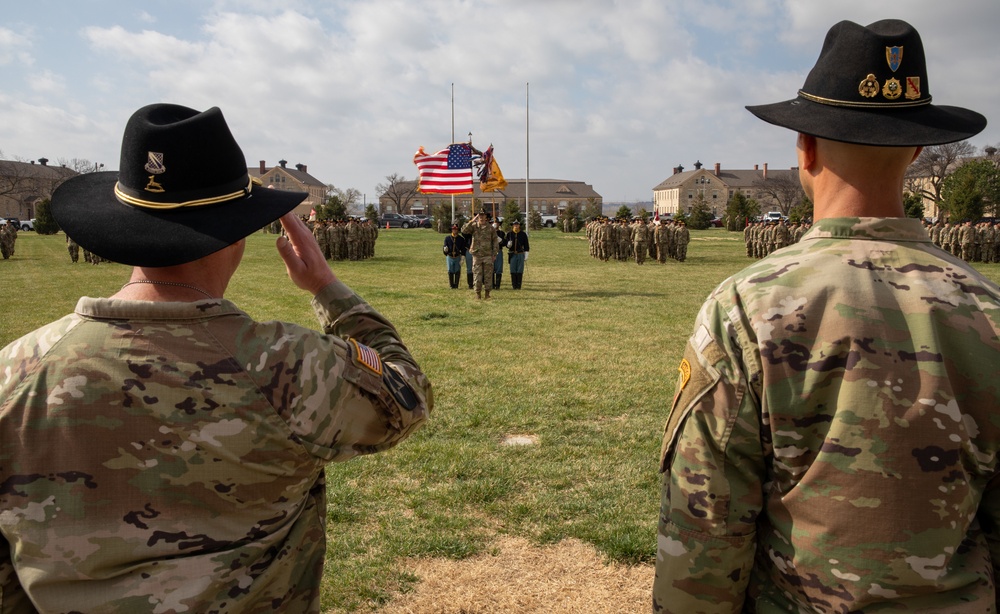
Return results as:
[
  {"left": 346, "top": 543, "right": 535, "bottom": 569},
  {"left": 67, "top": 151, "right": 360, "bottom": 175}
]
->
[{"left": 5, "top": 228, "right": 1000, "bottom": 613}]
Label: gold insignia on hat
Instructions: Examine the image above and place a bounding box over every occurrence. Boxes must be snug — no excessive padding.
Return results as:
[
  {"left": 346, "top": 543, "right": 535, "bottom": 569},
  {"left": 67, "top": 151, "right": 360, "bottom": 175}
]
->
[
  {"left": 882, "top": 78, "right": 902, "bottom": 100},
  {"left": 858, "top": 74, "right": 879, "bottom": 98},
  {"left": 678, "top": 358, "right": 691, "bottom": 391},
  {"left": 904, "top": 76, "right": 921, "bottom": 100}
]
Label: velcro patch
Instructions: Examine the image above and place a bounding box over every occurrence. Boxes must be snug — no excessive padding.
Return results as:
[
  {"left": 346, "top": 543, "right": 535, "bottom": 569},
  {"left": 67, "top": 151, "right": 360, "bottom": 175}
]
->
[{"left": 349, "top": 338, "right": 383, "bottom": 376}]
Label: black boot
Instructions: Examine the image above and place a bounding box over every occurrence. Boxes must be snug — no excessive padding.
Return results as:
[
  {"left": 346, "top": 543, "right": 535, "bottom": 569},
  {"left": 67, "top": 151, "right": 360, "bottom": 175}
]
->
[
  {"left": 495, "top": 273, "right": 502, "bottom": 289},
  {"left": 467, "top": 273, "right": 473, "bottom": 289},
  {"left": 449, "top": 273, "right": 456, "bottom": 288}
]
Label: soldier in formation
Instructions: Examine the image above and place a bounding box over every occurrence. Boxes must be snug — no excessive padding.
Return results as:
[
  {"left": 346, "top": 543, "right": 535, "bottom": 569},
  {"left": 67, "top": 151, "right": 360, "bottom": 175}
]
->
[
  {"left": 927, "top": 219, "right": 1000, "bottom": 263},
  {"left": 307, "top": 218, "right": 379, "bottom": 262},
  {"left": 743, "top": 219, "right": 810, "bottom": 258},
  {"left": 585, "top": 217, "right": 690, "bottom": 264},
  {"left": 0, "top": 222, "right": 16, "bottom": 259}
]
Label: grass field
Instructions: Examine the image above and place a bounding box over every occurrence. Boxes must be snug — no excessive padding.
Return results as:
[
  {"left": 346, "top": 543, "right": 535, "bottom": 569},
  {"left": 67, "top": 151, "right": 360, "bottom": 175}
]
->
[{"left": 4, "top": 227, "right": 1000, "bottom": 612}]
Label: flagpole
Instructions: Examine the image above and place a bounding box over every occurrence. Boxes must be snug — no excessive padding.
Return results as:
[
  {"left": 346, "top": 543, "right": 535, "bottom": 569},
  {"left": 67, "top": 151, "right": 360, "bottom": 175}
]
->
[
  {"left": 525, "top": 82, "right": 530, "bottom": 229},
  {"left": 451, "top": 83, "right": 456, "bottom": 225}
]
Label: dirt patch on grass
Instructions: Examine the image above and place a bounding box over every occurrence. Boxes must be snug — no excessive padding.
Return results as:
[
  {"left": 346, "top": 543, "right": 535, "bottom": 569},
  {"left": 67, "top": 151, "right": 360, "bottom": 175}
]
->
[{"left": 374, "top": 535, "right": 652, "bottom": 613}]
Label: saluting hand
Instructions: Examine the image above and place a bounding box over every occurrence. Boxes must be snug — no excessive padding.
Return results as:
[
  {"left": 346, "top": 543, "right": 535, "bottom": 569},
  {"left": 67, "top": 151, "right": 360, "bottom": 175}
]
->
[{"left": 277, "top": 213, "right": 337, "bottom": 295}]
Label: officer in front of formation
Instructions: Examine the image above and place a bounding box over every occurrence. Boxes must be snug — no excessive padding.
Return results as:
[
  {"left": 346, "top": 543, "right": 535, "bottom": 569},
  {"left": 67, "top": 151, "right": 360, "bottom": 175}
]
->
[
  {"left": 442, "top": 223, "right": 467, "bottom": 289},
  {"left": 504, "top": 219, "right": 529, "bottom": 289}
]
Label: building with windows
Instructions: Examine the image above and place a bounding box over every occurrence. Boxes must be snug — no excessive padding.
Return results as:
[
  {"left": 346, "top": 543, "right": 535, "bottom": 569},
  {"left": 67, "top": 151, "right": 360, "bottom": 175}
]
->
[
  {"left": 0, "top": 158, "right": 78, "bottom": 220},
  {"left": 653, "top": 161, "right": 800, "bottom": 217},
  {"left": 249, "top": 159, "right": 326, "bottom": 217},
  {"left": 379, "top": 179, "right": 602, "bottom": 217}
]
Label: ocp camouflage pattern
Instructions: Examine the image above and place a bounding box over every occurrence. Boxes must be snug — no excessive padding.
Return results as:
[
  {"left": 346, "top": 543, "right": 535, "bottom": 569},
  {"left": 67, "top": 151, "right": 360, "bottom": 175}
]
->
[
  {"left": 654, "top": 217, "right": 1000, "bottom": 613},
  {"left": 0, "top": 280, "right": 432, "bottom": 613}
]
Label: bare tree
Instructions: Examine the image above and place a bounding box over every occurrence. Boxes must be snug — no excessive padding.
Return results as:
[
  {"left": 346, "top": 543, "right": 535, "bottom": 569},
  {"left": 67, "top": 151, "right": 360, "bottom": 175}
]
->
[
  {"left": 0, "top": 151, "right": 31, "bottom": 201},
  {"left": 905, "top": 140, "right": 976, "bottom": 205},
  {"left": 57, "top": 158, "right": 103, "bottom": 174},
  {"left": 752, "top": 172, "right": 804, "bottom": 216},
  {"left": 375, "top": 173, "right": 418, "bottom": 214}
]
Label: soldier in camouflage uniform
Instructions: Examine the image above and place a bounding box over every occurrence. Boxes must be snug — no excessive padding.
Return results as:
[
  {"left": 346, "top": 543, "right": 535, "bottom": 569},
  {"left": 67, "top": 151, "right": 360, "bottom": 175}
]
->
[
  {"left": 655, "top": 20, "right": 999, "bottom": 613},
  {"left": 461, "top": 211, "right": 499, "bottom": 299},
  {"left": 2, "top": 104, "right": 432, "bottom": 613}
]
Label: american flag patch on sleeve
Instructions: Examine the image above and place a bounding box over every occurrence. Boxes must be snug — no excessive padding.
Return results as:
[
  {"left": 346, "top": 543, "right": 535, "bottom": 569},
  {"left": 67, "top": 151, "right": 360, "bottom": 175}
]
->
[{"left": 349, "top": 338, "right": 383, "bottom": 376}]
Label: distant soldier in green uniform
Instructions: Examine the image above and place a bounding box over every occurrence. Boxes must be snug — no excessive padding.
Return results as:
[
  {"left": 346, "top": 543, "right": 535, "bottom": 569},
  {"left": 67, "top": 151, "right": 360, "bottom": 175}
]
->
[{"left": 655, "top": 20, "right": 999, "bottom": 613}]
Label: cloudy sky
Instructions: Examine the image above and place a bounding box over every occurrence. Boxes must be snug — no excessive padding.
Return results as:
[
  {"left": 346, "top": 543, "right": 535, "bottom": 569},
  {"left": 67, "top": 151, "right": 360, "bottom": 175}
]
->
[{"left": 3, "top": 0, "right": 998, "bottom": 204}]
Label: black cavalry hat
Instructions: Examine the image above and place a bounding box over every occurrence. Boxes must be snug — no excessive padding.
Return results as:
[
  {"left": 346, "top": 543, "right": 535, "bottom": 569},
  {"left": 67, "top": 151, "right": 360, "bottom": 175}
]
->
[
  {"left": 746, "top": 19, "right": 986, "bottom": 146},
  {"left": 51, "top": 103, "right": 307, "bottom": 267}
]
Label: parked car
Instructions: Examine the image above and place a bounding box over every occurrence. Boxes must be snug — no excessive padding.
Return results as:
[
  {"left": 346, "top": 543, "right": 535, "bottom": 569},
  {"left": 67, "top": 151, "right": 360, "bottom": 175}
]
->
[
  {"left": 540, "top": 214, "right": 558, "bottom": 228},
  {"left": 380, "top": 213, "right": 412, "bottom": 228},
  {"left": 409, "top": 215, "right": 432, "bottom": 228},
  {"left": 5, "top": 217, "right": 21, "bottom": 229},
  {"left": 709, "top": 217, "right": 725, "bottom": 227},
  {"left": 19, "top": 218, "right": 35, "bottom": 231}
]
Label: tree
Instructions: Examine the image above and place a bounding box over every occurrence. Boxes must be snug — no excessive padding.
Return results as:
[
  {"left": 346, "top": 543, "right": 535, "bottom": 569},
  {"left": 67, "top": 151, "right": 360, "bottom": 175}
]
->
[
  {"left": 905, "top": 140, "right": 976, "bottom": 208},
  {"left": 752, "top": 173, "right": 805, "bottom": 216},
  {"left": 528, "top": 210, "right": 542, "bottom": 230},
  {"left": 686, "top": 195, "right": 714, "bottom": 230},
  {"left": 34, "top": 198, "right": 59, "bottom": 235},
  {"left": 615, "top": 205, "right": 632, "bottom": 220},
  {"left": 502, "top": 200, "right": 522, "bottom": 232},
  {"left": 319, "top": 193, "right": 347, "bottom": 221},
  {"left": 375, "top": 173, "right": 418, "bottom": 214},
  {"left": 724, "top": 192, "right": 759, "bottom": 231},
  {"left": 364, "top": 203, "right": 379, "bottom": 224},
  {"left": 581, "top": 197, "right": 602, "bottom": 221},
  {"left": 789, "top": 195, "right": 813, "bottom": 224},
  {"left": 903, "top": 192, "right": 925, "bottom": 220},
  {"left": 432, "top": 202, "right": 451, "bottom": 233},
  {"left": 940, "top": 159, "right": 1000, "bottom": 222},
  {"left": 57, "top": 158, "right": 101, "bottom": 174}
]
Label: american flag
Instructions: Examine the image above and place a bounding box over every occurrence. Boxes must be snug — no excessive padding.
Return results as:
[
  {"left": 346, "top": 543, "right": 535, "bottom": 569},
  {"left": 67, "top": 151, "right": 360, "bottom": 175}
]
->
[
  {"left": 413, "top": 144, "right": 474, "bottom": 194},
  {"left": 350, "top": 339, "right": 383, "bottom": 376}
]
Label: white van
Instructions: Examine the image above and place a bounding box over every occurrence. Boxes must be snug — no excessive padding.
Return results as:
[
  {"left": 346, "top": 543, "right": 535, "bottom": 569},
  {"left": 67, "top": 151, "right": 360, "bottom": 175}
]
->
[{"left": 764, "top": 211, "right": 784, "bottom": 222}]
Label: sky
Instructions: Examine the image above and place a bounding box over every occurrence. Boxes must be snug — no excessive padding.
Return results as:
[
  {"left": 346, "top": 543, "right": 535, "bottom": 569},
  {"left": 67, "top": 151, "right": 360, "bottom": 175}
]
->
[{"left": 2, "top": 0, "right": 998, "bottom": 205}]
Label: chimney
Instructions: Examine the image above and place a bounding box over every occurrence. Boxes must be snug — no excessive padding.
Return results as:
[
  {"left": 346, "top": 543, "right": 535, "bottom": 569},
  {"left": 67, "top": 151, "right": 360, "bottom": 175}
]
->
[
  {"left": 295, "top": 163, "right": 307, "bottom": 173},
  {"left": 763, "top": 163, "right": 768, "bottom": 179},
  {"left": 38, "top": 157, "right": 48, "bottom": 166},
  {"left": 714, "top": 162, "right": 720, "bottom": 176},
  {"left": 260, "top": 160, "right": 266, "bottom": 174},
  {"left": 754, "top": 164, "right": 759, "bottom": 170},
  {"left": 672, "top": 166, "right": 679, "bottom": 175},
  {"left": 279, "top": 159, "right": 287, "bottom": 168}
]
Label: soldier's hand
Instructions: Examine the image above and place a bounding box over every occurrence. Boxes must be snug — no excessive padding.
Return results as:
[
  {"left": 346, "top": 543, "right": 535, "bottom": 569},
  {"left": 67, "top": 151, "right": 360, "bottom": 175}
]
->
[{"left": 277, "top": 212, "right": 337, "bottom": 295}]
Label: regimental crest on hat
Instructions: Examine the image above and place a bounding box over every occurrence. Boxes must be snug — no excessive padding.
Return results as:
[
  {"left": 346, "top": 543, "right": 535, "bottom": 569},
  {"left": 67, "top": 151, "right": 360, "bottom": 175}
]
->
[
  {"left": 886, "top": 45, "right": 903, "bottom": 72},
  {"left": 905, "top": 76, "right": 921, "bottom": 100},
  {"left": 144, "top": 151, "right": 166, "bottom": 193},
  {"left": 859, "top": 73, "right": 879, "bottom": 98},
  {"left": 145, "top": 151, "right": 166, "bottom": 174},
  {"left": 883, "top": 78, "right": 902, "bottom": 100}
]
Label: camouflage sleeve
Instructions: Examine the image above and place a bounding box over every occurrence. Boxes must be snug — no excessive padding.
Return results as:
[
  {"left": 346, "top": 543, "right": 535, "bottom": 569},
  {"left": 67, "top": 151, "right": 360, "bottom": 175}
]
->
[
  {"left": 302, "top": 280, "right": 432, "bottom": 460},
  {"left": 653, "top": 295, "right": 765, "bottom": 614},
  {"left": 980, "top": 474, "right": 1000, "bottom": 590}
]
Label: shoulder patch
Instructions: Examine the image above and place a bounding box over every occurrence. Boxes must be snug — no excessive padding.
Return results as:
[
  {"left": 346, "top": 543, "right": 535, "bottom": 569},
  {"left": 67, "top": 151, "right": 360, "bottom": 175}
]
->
[
  {"left": 349, "top": 338, "right": 382, "bottom": 376},
  {"left": 383, "top": 365, "right": 420, "bottom": 411}
]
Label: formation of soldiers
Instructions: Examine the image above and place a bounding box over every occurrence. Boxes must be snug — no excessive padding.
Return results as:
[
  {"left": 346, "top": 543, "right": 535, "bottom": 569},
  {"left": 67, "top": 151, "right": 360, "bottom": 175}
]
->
[
  {"left": 586, "top": 217, "right": 691, "bottom": 264},
  {"left": 0, "top": 223, "right": 16, "bottom": 259},
  {"left": 926, "top": 220, "right": 1000, "bottom": 262},
  {"left": 309, "top": 218, "right": 379, "bottom": 261},
  {"left": 743, "top": 220, "right": 810, "bottom": 259}
]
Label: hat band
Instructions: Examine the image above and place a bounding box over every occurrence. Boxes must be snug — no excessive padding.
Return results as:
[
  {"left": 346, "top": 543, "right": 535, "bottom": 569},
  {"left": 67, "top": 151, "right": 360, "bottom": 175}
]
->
[
  {"left": 115, "top": 177, "right": 261, "bottom": 210},
  {"left": 798, "top": 90, "right": 932, "bottom": 109}
]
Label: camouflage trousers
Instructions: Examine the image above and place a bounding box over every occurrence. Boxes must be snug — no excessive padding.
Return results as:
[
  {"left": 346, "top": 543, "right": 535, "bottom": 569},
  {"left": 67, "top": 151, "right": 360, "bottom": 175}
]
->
[{"left": 471, "top": 255, "right": 494, "bottom": 294}]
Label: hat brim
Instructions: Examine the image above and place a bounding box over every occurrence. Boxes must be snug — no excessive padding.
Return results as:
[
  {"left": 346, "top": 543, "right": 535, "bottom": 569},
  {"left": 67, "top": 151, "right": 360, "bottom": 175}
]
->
[
  {"left": 746, "top": 97, "right": 987, "bottom": 147},
  {"left": 52, "top": 171, "right": 307, "bottom": 267}
]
